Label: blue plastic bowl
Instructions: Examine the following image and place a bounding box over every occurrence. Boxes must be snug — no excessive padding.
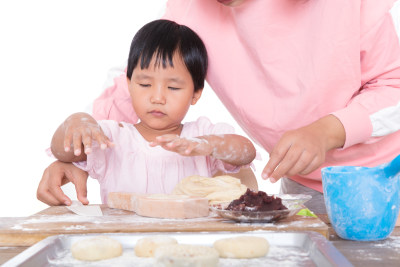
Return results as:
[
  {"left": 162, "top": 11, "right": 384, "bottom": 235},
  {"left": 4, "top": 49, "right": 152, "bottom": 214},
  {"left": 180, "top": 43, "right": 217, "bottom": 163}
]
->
[{"left": 322, "top": 165, "right": 400, "bottom": 241}]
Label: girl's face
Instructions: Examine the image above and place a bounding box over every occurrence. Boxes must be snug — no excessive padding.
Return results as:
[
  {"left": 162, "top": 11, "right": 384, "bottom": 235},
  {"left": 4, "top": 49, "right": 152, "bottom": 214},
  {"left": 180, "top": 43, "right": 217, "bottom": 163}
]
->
[{"left": 127, "top": 53, "right": 202, "bottom": 135}]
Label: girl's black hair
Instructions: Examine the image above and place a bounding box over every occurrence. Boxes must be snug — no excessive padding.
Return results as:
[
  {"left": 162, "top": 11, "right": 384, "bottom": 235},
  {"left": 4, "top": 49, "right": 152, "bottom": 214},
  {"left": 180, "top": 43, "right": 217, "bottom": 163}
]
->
[{"left": 127, "top": 19, "right": 208, "bottom": 92}]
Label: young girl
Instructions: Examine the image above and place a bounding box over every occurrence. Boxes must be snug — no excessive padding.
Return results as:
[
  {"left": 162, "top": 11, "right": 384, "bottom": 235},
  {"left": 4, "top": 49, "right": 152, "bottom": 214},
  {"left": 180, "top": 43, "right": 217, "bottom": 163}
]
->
[{"left": 49, "top": 19, "right": 256, "bottom": 204}]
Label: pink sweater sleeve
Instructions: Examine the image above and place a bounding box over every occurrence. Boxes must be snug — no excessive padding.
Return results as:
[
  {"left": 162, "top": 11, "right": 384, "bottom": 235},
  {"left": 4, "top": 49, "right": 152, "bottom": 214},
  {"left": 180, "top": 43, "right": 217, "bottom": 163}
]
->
[
  {"left": 332, "top": 3, "right": 400, "bottom": 148},
  {"left": 92, "top": 69, "right": 139, "bottom": 123}
]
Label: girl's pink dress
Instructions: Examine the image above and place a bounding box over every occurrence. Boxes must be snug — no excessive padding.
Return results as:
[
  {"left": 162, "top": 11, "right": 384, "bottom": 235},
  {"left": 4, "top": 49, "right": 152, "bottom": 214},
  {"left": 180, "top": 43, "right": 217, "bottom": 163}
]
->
[{"left": 73, "top": 117, "right": 240, "bottom": 203}]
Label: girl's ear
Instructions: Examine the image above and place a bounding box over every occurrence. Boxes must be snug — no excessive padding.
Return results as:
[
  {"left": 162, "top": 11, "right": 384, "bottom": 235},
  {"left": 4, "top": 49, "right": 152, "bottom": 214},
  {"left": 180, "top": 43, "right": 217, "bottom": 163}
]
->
[
  {"left": 126, "top": 77, "right": 133, "bottom": 94},
  {"left": 191, "top": 88, "right": 203, "bottom": 105}
]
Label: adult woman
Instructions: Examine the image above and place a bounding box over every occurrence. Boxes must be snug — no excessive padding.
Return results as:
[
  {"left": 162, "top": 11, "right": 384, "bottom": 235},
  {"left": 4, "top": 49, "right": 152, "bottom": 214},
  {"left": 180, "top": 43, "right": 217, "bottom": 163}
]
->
[{"left": 38, "top": 0, "right": 400, "bottom": 214}]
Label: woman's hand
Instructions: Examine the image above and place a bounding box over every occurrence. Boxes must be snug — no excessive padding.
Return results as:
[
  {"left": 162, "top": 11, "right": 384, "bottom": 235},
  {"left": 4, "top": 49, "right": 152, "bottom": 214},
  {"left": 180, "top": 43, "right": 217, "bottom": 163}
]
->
[
  {"left": 37, "top": 161, "right": 89, "bottom": 206},
  {"left": 262, "top": 115, "right": 345, "bottom": 182},
  {"left": 51, "top": 112, "right": 114, "bottom": 162},
  {"left": 149, "top": 134, "right": 213, "bottom": 156}
]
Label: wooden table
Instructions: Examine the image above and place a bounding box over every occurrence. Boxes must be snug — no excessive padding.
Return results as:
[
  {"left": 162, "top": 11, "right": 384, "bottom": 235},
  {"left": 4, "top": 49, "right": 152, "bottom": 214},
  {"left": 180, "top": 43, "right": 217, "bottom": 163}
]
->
[{"left": 1, "top": 205, "right": 400, "bottom": 266}]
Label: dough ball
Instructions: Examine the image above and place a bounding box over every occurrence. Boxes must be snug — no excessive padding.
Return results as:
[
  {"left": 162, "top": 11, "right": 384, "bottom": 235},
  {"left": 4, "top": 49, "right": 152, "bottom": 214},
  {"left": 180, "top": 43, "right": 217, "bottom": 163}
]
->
[
  {"left": 213, "top": 236, "right": 269, "bottom": 259},
  {"left": 71, "top": 236, "right": 122, "bottom": 261},
  {"left": 172, "top": 175, "right": 247, "bottom": 204},
  {"left": 155, "top": 244, "right": 219, "bottom": 267},
  {"left": 134, "top": 235, "right": 178, "bottom": 257}
]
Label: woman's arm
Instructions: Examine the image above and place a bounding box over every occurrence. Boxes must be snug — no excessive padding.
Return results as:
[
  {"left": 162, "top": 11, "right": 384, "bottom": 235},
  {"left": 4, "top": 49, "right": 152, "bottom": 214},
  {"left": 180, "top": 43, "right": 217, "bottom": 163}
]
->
[
  {"left": 263, "top": 10, "right": 400, "bottom": 182},
  {"left": 262, "top": 114, "right": 345, "bottom": 182},
  {"left": 331, "top": 12, "right": 400, "bottom": 148}
]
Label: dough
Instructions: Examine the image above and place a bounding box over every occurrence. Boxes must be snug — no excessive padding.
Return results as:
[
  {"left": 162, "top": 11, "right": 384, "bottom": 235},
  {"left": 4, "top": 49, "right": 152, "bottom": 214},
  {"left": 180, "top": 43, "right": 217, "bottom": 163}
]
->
[
  {"left": 155, "top": 244, "right": 219, "bottom": 267},
  {"left": 71, "top": 236, "right": 123, "bottom": 261},
  {"left": 135, "top": 235, "right": 178, "bottom": 257},
  {"left": 213, "top": 236, "right": 269, "bottom": 259},
  {"left": 172, "top": 175, "right": 247, "bottom": 204}
]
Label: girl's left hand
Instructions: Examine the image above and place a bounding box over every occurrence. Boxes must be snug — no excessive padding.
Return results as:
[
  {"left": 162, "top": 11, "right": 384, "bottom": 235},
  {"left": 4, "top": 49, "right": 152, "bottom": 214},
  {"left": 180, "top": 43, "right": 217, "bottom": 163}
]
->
[
  {"left": 262, "top": 115, "right": 345, "bottom": 182},
  {"left": 149, "top": 134, "right": 213, "bottom": 156}
]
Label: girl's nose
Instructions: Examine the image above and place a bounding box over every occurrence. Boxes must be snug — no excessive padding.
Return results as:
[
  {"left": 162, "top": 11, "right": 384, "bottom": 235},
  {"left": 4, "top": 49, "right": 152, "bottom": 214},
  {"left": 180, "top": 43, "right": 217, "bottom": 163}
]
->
[{"left": 150, "top": 87, "right": 166, "bottom": 104}]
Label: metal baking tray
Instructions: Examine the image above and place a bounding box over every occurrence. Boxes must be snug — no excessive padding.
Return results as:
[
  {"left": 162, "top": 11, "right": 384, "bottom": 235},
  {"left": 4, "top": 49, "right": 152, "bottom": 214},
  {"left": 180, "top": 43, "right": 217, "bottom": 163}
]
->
[{"left": 4, "top": 231, "right": 353, "bottom": 267}]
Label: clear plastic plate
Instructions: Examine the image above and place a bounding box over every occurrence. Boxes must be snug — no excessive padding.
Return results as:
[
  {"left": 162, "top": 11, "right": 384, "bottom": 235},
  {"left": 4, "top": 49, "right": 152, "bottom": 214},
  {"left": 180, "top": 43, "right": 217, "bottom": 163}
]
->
[{"left": 210, "top": 194, "right": 312, "bottom": 223}]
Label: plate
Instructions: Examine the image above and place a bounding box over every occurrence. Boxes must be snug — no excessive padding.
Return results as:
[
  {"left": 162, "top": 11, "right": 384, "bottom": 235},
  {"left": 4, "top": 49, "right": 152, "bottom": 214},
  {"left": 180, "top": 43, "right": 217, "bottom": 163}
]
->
[{"left": 210, "top": 194, "right": 312, "bottom": 223}]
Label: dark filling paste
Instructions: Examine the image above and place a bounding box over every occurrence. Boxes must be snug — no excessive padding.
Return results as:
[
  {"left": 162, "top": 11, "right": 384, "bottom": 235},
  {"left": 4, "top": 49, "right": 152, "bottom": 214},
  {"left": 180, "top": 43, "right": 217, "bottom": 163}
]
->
[{"left": 226, "top": 188, "right": 287, "bottom": 212}]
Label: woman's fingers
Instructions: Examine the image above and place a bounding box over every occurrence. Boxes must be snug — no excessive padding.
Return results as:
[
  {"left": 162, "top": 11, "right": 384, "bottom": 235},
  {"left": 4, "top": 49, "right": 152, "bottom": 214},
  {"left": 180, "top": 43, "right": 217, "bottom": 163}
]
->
[
  {"left": 262, "top": 141, "right": 290, "bottom": 181},
  {"left": 262, "top": 144, "right": 324, "bottom": 182},
  {"left": 299, "top": 156, "right": 321, "bottom": 175},
  {"left": 284, "top": 150, "right": 313, "bottom": 177},
  {"left": 269, "top": 147, "right": 303, "bottom": 181}
]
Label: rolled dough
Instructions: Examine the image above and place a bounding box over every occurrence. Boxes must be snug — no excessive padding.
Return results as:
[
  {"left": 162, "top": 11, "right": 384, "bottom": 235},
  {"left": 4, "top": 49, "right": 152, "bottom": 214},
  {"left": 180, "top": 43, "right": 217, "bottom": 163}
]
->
[{"left": 172, "top": 175, "right": 247, "bottom": 204}]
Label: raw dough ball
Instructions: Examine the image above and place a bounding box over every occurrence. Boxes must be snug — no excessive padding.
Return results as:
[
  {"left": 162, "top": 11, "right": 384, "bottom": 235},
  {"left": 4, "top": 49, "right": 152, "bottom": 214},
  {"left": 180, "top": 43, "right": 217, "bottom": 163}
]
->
[
  {"left": 172, "top": 175, "right": 247, "bottom": 204},
  {"left": 135, "top": 235, "right": 178, "bottom": 257},
  {"left": 71, "top": 236, "right": 122, "bottom": 261},
  {"left": 213, "top": 236, "right": 269, "bottom": 259},
  {"left": 155, "top": 244, "right": 219, "bottom": 267}
]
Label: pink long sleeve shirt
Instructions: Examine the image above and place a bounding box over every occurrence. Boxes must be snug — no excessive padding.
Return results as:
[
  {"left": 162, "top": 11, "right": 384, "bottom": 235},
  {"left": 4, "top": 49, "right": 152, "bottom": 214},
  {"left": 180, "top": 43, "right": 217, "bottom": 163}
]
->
[{"left": 93, "top": 0, "right": 400, "bottom": 192}]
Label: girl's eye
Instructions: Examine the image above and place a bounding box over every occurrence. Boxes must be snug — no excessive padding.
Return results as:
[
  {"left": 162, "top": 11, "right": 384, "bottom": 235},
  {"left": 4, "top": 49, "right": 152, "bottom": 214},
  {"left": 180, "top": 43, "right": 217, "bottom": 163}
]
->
[
  {"left": 168, "top": 87, "right": 180, "bottom": 90},
  {"left": 139, "top": 84, "right": 151, "bottom": 87}
]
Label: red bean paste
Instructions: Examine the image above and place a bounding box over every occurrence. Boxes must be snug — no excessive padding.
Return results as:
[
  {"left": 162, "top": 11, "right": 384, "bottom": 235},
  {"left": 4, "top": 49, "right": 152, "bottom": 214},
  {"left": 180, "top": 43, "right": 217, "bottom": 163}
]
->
[{"left": 226, "top": 189, "right": 287, "bottom": 212}]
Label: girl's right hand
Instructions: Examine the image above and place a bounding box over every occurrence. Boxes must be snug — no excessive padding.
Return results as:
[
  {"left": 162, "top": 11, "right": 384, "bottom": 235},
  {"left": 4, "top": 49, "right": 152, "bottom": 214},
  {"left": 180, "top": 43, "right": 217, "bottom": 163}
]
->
[
  {"left": 62, "top": 112, "right": 114, "bottom": 156},
  {"left": 51, "top": 112, "right": 114, "bottom": 162}
]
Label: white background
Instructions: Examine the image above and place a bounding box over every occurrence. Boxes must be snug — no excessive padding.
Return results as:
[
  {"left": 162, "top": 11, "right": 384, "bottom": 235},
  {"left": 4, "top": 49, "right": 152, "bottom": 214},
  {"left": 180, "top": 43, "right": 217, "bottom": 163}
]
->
[{"left": 0, "top": 1, "right": 399, "bottom": 217}]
